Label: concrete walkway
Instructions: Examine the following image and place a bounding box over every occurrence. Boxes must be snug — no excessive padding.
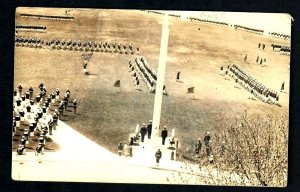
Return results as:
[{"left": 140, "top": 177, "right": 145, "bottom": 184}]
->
[{"left": 12, "top": 120, "right": 184, "bottom": 184}]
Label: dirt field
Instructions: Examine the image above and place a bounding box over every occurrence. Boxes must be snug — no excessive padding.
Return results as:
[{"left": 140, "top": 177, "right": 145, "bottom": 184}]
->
[{"left": 14, "top": 8, "right": 290, "bottom": 153}]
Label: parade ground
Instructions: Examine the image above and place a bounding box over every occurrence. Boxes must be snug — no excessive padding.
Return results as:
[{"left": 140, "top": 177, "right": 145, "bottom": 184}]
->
[{"left": 13, "top": 8, "right": 290, "bottom": 184}]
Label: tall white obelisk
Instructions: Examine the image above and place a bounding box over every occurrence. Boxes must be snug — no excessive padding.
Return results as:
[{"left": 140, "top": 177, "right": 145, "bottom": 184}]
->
[{"left": 152, "top": 15, "right": 171, "bottom": 141}]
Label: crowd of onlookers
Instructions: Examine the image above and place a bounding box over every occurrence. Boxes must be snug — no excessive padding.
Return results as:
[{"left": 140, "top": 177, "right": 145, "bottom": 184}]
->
[
  {"left": 13, "top": 83, "right": 77, "bottom": 161},
  {"left": 19, "top": 13, "right": 74, "bottom": 21},
  {"left": 227, "top": 64, "right": 280, "bottom": 105}
]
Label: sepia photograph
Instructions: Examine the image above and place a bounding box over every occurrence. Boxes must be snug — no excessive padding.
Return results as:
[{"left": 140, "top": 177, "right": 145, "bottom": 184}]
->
[{"left": 12, "top": 7, "right": 291, "bottom": 186}]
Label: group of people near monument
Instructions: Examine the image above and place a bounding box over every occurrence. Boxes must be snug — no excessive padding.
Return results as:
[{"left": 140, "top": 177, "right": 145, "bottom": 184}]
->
[
  {"left": 118, "top": 120, "right": 173, "bottom": 165},
  {"left": 192, "top": 132, "right": 226, "bottom": 164},
  {"left": 228, "top": 64, "right": 280, "bottom": 105},
  {"left": 13, "top": 83, "right": 77, "bottom": 162}
]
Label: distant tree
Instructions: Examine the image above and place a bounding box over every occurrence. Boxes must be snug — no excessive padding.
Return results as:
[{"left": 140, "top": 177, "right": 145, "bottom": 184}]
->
[{"left": 168, "top": 111, "right": 288, "bottom": 187}]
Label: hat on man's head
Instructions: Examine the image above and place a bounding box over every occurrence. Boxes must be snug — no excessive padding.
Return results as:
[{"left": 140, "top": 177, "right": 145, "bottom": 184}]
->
[{"left": 149, "top": 120, "right": 152, "bottom": 122}]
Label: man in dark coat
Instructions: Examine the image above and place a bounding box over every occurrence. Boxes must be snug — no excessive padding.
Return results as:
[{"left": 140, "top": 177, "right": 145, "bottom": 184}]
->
[
  {"left": 140, "top": 123, "right": 147, "bottom": 142},
  {"left": 161, "top": 126, "right": 168, "bottom": 145},
  {"left": 244, "top": 54, "right": 247, "bottom": 62},
  {"left": 281, "top": 81, "right": 285, "bottom": 92},
  {"left": 155, "top": 149, "right": 162, "bottom": 166},
  {"left": 176, "top": 71, "right": 181, "bottom": 81},
  {"left": 204, "top": 132, "right": 211, "bottom": 146},
  {"left": 48, "top": 119, "right": 54, "bottom": 135},
  {"left": 195, "top": 139, "right": 202, "bottom": 157},
  {"left": 147, "top": 120, "right": 152, "bottom": 139},
  {"left": 117, "top": 142, "right": 123, "bottom": 156}
]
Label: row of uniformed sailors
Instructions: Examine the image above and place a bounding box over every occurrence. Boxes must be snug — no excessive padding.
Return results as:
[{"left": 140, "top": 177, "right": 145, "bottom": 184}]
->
[
  {"left": 140, "top": 57, "right": 157, "bottom": 81},
  {"left": 15, "top": 25, "right": 46, "bottom": 33},
  {"left": 229, "top": 65, "right": 279, "bottom": 104},
  {"left": 269, "top": 32, "right": 290, "bottom": 39},
  {"left": 15, "top": 36, "right": 139, "bottom": 54},
  {"left": 271, "top": 44, "right": 290, "bottom": 52},
  {"left": 19, "top": 13, "right": 74, "bottom": 21},
  {"left": 48, "top": 39, "right": 137, "bottom": 54},
  {"left": 188, "top": 17, "right": 229, "bottom": 26},
  {"left": 15, "top": 36, "right": 44, "bottom": 48},
  {"left": 134, "top": 58, "right": 156, "bottom": 91},
  {"left": 129, "top": 61, "right": 141, "bottom": 89},
  {"left": 234, "top": 25, "right": 264, "bottom": 34}
]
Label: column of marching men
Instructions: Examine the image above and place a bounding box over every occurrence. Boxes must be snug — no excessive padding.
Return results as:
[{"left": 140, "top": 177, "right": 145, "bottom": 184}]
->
[
  {"left": 271, "top": 44, "right": 291, "bottom": 55},
  {"left": 15, "top": 36, "right": 140, "bottom": 55},
  {"left": 128, "top": 56, "right": 167, "bottom": 94},
  {"left": 227, "top": 64, "right": 280, "bottom": 105},
  {"left": 13, "top": 83, "right": 77, "bottom": 162},
  {"left": 19, "top": 13, "right": 74, "bottom": 21},
  {"left": 15, "top": 25, "right": 46, "bottom": 33},
  {"left": 268, "top": 32, "right": 291, "bottom": 40}
]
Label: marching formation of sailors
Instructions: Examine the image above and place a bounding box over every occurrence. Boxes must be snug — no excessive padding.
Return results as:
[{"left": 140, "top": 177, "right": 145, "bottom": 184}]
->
[
  {"left": 228, "top": 64, "right": 280, "bottom": 105},
  {"left": 15, "top": 36, "right": 140, "bottom": 55}
]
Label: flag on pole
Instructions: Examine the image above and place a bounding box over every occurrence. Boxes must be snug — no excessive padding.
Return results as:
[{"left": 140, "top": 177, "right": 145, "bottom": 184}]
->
[
  {"left": 81, "top": 53, "right": 93, "bottom": 61},
  {"left": 114, "top": 80, "right": 121, "bottom": 87},
  {"left": 187, "top": 87, "right": 194, "bottom": 94}
]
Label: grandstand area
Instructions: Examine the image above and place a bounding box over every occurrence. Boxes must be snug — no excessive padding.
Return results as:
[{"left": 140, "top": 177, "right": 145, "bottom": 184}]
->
[{"left": 13, "top": 7, "right": 290, "bottom": 184}]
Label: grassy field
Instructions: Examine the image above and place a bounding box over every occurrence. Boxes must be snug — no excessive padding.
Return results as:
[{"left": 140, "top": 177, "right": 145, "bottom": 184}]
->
[{"left": 14, "top": 8, "right": 290, "bottom": 153}]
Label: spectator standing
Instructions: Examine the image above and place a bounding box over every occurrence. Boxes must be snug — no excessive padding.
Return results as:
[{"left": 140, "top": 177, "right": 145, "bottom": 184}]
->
[
  {"left": 18, "top": 84, "right": 23, "bottom": 97},
  {"left": 155, "top": 149, "right": 162, "bottom": 166},
  {"left": 176, "top": 71, "right": 181, "bottom": 82},
  {"left": 117, "top": 142, "right": 123, "bottom": 156},
  {"left": 140, "top": 123, "right": 147, "bottom": 142},
  {"left": 73, "top": 99, "right": 77, "bottom": 114},
  {"left": 147, "top": 120, "right": 152, "bottom": 139},
  {"left": 195, "top": 139, "right": 202, "bottom": 158},
  {"left": 281, "top": 81, "right": 285, "bottom": 92},
  {"left": 204, "top": 132, "right": 211, "bottom": 146},
  {"left": 161, "top": 126, "right": 168, "bottom": 145}
]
